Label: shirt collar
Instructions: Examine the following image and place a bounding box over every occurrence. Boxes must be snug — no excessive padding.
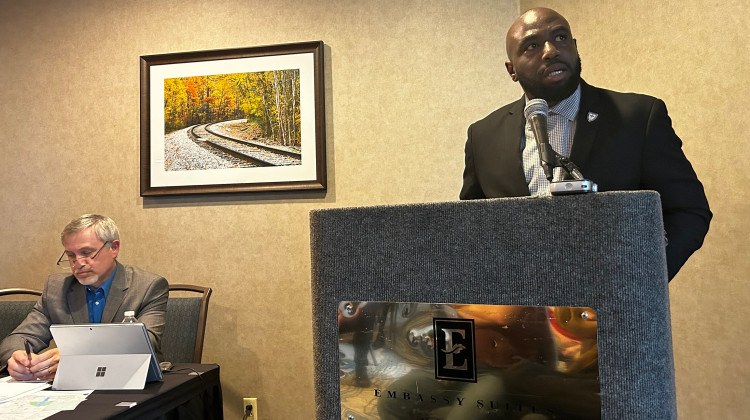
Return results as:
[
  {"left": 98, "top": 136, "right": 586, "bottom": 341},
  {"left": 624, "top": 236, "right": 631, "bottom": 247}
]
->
[
  {"left": 524, "top": 84, "right": 581, "bottom": 121},
  {"left": 549, "top": 84, "right": 581, "bottom": 121}
]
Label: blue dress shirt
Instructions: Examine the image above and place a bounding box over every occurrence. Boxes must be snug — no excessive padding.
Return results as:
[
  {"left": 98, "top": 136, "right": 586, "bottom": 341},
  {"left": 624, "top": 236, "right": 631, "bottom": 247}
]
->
[{"left": 85, "top": 265, "right": 117, "bottom": 323}]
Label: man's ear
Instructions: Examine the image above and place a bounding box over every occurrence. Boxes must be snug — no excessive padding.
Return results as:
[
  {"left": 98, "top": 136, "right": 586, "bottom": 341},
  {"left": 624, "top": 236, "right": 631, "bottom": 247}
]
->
[
  {"left": 109, "top": 239, "right": 120, "bottom": 257},
  {"left": 505, "top": 61, "right": 518, "bottom": 82}
]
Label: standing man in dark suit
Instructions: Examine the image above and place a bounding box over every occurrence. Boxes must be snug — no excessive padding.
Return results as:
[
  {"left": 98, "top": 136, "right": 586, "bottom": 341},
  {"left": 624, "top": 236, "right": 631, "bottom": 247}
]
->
[
  {"left": 0, "top": 214, "right": 169, "bottom": 381},
  {"left": 460, "top": 7, "right": 711, "bottom": 280}
]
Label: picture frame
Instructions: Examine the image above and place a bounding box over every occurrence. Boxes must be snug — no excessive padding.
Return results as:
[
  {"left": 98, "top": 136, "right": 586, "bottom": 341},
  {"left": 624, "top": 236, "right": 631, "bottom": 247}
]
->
[{"left": 139, "top": 41, "right": 326, "bottom": 196}]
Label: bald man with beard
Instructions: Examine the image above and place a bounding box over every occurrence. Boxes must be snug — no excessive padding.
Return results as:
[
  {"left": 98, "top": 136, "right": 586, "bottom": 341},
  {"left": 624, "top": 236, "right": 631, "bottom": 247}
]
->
[{"left": 460, "top": 7, "right": 711, "bottom": 281}]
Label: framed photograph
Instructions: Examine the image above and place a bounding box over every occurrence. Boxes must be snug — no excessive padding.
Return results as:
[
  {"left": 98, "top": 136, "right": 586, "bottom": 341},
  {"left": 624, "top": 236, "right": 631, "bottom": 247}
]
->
[{"left": 140, "top": 41, "right": 326, "bottom": 196}]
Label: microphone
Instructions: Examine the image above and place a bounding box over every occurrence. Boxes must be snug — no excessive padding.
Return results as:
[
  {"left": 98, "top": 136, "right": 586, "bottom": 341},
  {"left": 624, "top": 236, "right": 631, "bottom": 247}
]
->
[{"left": 524, "top": 99, "right": 556, "bottom": 181}]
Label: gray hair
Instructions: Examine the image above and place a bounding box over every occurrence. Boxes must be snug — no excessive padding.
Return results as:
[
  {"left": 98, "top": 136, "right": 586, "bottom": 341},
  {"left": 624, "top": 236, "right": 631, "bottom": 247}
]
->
[{"left": 60, "top": 214, "right": 120, "bottom": 245}]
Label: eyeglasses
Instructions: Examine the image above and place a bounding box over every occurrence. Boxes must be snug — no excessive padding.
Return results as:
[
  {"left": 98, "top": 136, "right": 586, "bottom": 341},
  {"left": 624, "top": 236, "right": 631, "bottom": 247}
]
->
[{"left": 56, "top": 241, "right": 110, "bottom": 266}]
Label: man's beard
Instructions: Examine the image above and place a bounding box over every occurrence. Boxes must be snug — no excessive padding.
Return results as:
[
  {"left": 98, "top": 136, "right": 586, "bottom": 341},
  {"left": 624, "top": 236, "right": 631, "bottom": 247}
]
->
[{"left": 519, "top": 56, "right": 582, "bottom": 104}]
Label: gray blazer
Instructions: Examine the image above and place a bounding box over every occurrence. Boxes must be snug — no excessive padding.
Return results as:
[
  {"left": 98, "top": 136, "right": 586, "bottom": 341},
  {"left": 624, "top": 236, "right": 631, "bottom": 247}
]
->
[{"left": 0, "top": 262, "right": 168, "bottom": 369}]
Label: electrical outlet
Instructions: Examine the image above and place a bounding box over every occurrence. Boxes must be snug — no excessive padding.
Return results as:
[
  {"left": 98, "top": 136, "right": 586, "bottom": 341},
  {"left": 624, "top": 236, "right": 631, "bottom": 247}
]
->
[{"left": 243, "top": 397, "right": 258, "bottom": 420}]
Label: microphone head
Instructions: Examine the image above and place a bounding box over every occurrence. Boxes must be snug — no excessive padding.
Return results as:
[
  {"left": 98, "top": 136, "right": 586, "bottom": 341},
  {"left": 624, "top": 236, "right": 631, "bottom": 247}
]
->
[{"left": 524, "top": 98, "right": 549, "bottom": 120}]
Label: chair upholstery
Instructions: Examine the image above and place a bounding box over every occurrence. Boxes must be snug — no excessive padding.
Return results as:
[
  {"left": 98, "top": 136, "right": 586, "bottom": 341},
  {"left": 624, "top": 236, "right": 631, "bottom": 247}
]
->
[
  {"left": 0, "top": 288, "right": 43, "bottom": 342},
  {"left": 162, "top": 284, "right": 212, "bottom": 364}
]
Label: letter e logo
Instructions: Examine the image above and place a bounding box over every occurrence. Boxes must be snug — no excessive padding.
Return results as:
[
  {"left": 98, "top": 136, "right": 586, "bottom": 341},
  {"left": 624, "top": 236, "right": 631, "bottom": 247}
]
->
[{"left": 433, "top": 318, "right": 477, "bottom": 382}]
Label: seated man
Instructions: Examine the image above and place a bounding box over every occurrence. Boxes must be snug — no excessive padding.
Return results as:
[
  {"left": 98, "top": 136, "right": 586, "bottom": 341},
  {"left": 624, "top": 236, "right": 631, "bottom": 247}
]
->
[{"left": 0, "top": 214, "right": 168, "bottom": 381}]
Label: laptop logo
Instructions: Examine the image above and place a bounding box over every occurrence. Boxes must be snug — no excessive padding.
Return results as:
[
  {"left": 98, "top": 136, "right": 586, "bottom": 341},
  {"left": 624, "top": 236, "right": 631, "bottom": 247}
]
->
[
  {"left": 96, "top": 366, "right": 107, "bottom": 377},
  {"left": 433, "top": 318, "right": 477, "bottom": 382}
]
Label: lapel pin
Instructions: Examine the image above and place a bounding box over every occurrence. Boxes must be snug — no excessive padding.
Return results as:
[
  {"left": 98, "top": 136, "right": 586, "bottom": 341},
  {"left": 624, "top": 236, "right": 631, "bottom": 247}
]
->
[{"left": 587, "top": 112, "right": 598, "bottom": 122}]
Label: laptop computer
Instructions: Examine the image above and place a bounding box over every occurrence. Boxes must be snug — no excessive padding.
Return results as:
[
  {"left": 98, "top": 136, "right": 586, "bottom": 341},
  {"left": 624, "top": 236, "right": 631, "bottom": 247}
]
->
[{"left": 50, "top": 323, "right": 163, "bottom": 390}]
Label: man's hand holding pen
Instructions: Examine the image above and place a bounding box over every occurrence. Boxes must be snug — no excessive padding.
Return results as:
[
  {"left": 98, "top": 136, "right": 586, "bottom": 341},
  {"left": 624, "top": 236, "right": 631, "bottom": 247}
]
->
[{"left": 5, "top": 339, "right": 60, "bottom": 381}]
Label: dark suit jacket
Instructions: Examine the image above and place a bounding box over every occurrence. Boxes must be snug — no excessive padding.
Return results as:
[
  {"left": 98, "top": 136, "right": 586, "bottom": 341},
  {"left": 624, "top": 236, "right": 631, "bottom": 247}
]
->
[
  {"left": 0, "top": 262, "right": 169, "bottom": 368},
  {"left": 460, "top": 81, "right": 712, "bottom": 280}
]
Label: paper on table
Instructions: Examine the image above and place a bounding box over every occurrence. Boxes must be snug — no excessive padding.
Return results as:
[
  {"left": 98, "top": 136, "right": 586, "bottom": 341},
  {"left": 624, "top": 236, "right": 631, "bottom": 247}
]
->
[
  {"left": 0, "top": 389, "right": 92, "bottom": 420},
  {"left": 0, "top": 376, "right": 51, "bottom": 404}
]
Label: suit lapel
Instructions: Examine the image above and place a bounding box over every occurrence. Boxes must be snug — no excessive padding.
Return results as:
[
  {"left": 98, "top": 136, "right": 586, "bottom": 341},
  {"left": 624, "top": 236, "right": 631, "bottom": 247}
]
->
[
  {"left": 101, "top": 262, "right": 127, "bottom": 323},
  {"left": 569, "top": 81, "right": 601, "bottom": 167},
  {"left": 67, "top": 280, "right": 89, "bottom": 323},
  {"left": 504, "top": 98, "right": 531, "bottom": 196}
]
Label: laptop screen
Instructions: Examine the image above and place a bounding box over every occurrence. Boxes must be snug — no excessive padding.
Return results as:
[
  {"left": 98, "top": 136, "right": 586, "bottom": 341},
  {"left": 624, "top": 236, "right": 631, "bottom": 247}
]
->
[{"left": 50, "top": 323, "right": 163, "bottom": 383}]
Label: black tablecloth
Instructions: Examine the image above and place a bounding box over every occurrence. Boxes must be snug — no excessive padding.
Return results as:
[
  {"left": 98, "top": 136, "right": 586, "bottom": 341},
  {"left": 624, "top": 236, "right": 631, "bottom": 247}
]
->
[{"left": 47, "top": 363, "right": 223, "bottom": 420}]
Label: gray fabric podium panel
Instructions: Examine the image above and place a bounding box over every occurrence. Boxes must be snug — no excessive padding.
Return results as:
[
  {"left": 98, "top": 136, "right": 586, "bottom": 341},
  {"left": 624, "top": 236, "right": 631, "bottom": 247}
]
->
[{"left": 310, "top": 191, "right": 675, "bottom": 419}]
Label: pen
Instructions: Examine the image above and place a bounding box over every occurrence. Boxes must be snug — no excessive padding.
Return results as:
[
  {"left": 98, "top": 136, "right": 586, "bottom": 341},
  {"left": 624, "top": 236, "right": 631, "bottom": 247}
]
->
[{"left": 24, "top": 338, "right": 32, "bottom": 364}]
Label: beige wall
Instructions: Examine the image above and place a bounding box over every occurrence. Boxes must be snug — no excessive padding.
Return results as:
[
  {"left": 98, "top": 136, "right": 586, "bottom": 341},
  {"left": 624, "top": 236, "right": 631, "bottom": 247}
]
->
[{"left": 0, "top": 0, "right": 746, "bottom": 419}]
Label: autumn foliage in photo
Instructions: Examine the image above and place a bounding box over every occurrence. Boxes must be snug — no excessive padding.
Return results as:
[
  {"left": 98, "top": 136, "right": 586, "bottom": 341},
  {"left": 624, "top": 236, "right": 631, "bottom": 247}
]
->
[{"left": 164, "top": 69, "right": 301, "bottom": 146}]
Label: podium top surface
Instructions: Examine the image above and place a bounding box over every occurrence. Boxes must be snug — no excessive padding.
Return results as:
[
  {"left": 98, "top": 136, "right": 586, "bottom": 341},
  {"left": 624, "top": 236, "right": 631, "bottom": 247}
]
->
[{"left": 310, "top": 190, "right": 661, "bottom": 216}]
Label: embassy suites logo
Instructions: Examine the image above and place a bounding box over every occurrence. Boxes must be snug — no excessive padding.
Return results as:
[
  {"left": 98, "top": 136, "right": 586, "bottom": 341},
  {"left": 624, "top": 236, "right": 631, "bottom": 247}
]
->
[
  {"left": 371, "top": 389, "right": 557, "bottom": 418},
  {"left": 433, "top": 318, "right": 476, "bottom": 382},
  {"left": 368, "top": 317, "right": 560, "bottom": 418}
]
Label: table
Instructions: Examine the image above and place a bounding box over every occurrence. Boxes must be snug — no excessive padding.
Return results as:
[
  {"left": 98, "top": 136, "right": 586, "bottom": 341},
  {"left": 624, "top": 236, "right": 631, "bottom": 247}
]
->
[{"left": 47, "top": 363, "right": 223, "bottom": 419}]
